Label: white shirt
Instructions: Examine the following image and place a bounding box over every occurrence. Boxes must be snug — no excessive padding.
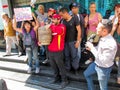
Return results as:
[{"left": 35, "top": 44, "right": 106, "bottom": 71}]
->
[{"left": 91, "top": 34, "right": 117, "bottom": 68}]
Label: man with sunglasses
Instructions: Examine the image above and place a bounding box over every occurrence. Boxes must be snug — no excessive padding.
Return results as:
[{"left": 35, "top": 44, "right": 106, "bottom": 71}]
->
[{"left": 84, "top": 20, "right": 117, "bottom": 90}]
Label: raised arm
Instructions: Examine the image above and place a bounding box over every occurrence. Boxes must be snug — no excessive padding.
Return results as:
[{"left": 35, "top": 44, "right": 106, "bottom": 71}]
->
[
  {"left": 32, "top": 13, "right": 39, "bottom": 31},
  {"left": 98, "top": 13, "right": 102, "bottom": 22},
  {"left": 13, "top": 17, "right": 22, "bottom": 33},
  {"left": 84, "top": 15, "right": 89, "bottom": 28},
  {"left": 111, "top": 24, "right": 117, "bottom": 35}
]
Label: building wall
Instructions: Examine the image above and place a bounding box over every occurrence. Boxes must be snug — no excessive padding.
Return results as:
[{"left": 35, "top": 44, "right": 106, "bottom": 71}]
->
[
  {"left": 13, "top": 0, "right": 58, "bottom": 7},
  {"left": 0, "top": 0, "right": 12, "bottom": 30},
  {"left": 77, "top": 0, "right": 120, "bottom": 16}
]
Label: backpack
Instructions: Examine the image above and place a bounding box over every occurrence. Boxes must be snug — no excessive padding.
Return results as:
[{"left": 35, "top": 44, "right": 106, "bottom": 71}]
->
[
  {"left": 0, "top": 79, "right": 8, "bottom": 90},
  {"left": 23, "top": 29, "right": 36, "bottom": 48},
  {"left": 77, "top": 14, "right": 87, "bottom": 47}
]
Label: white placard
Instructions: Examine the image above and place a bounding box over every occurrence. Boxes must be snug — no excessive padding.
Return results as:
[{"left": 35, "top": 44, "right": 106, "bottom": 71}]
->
[{"left": 14, "top": 7, "right": 32, "bottom": 22}]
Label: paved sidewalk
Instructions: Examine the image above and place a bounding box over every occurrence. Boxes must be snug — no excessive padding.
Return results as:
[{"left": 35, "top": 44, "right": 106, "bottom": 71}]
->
[{"left": 4, "top": 78, "right": 51, "bottom": 90}]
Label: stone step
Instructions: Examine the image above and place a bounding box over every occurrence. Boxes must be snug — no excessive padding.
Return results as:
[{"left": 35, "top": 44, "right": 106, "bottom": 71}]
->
[
  {"left": 0, "top": 51, "right": 26, "bottom": 63},
  {"left": 0, "top": 54, "right": 118, "bottom": 74},
  {"left": 0, "top": 60, "right": 119, "bottom": 89},
  {"left": 0, "top": 60, "right": 54, "bottom": 76},
  {"left": 0, "top": 69, "right": 119, "bottom": 90},
  {"left": 3, "top": 79, "right": 51, "bottom": 90}
]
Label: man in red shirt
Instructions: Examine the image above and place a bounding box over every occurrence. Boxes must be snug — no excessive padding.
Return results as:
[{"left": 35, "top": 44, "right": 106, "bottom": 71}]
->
[{"left": 48, "top": 14, "right": 69, "bottom": 89}]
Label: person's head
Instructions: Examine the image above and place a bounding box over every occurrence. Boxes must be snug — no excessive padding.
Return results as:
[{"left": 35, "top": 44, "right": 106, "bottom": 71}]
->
[
  {"left": 96, "top": 19, "right": 112, "bottom": 37},
  {"left": 31, "top": 18, "right": 36, "bottom": 27},
  {"left": 114, "top": 4, "right": 120, "bottom": 16},
  {"left": 114, "top": 3, "right": 120, "bottom": 10},
  {"left": 38, "top": 5, "right": 45, "bottom": 14},
  {"left": 23, "top": 21, "right": 33, "bottom": 32},
  {"left": 69, "top": 2, "right": 79, "bottom": 15},
  {"left": 1, "top": 12, "right": 9, "bottom": 21},
  {"left": 59, "top": 7, "right": 69, "bottom": 20},
  {"left": 48, "top": 8, "right": 56, "bottom": 17},
  {"left": 89, "top": 2, "right": 96, "bottom": 13},
  {"left": 52, "top": 14, "right": 61, "bottom": 25}
]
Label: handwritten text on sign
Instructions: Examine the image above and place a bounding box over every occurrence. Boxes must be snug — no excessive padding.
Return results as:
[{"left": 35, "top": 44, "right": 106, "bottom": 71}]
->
[{"left": 14, "top": 7, "right": 32, "bottom": 22}]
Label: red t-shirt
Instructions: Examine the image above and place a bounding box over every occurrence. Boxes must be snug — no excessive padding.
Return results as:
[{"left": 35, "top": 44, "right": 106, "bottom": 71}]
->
[{"left": 48, "top": 24, "right": 66, "bottom": 52}]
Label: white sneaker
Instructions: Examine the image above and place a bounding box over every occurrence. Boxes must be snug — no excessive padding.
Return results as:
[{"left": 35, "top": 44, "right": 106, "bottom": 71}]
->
[
  {"left": 42, "top": 59, "right": 48, "bottom": 64},
  {"left": 27, "top": 67, "right": 32, "bottom": 73},
  {"left": 85, "top": 60, "right": 93, "bottom": 65},
  {"left": 115, "top": 61, "right": 119, "bottom": 67},
  {"left": 35, "top": 67, "right": 40, "bottom": 74},
  {"left": 115, "top": 57, "right": 119, "bottom": 67},
  {"left": 24, "top": 56, "right": 28, "bottom": 62}
]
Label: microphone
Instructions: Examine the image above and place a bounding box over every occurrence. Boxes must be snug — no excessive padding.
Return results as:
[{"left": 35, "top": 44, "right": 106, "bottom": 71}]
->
[
  {"left": 87, "top": 34, "right": 96, "bottom": 43},
  {"left": 81, "top": 34, "right": 96, "bottom": 52}
]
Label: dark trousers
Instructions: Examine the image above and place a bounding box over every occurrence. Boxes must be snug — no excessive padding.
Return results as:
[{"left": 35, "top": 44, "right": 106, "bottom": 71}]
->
[
  {"left": 17, "top": 33, "right": 25, "bottom": 54},
  {"left": 49, "top": 51, "right": 67, "bottom": 81},
  {"left": 64, "top": 41, "right": 80, "bottom": 70},
  {"left": 45, "top": 45, "right": 49, "bottom": 59}
]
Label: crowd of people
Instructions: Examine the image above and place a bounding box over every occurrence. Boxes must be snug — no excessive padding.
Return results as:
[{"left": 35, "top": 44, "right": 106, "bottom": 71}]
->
[{"left": 1, "top": 1, "right": 120, "bottom": 90}]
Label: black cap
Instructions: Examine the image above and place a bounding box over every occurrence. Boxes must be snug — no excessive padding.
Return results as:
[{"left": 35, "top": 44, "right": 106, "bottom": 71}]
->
[{"left": 69, "top": 2, "right": 80, "bottom": 10}]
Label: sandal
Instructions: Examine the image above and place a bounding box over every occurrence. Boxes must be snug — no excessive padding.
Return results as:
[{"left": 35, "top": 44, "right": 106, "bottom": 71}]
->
[{"left": 117, "top": 77, "right": 120, "bottom": 84}]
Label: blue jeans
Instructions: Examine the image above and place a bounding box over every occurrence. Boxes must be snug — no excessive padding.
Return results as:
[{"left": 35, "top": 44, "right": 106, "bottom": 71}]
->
[
  {"left": 26, "top": 46, "right": 40, "bottom": 68},
  {"left": 64, "top": 41, "right": 80, "bottom": 70},
  {"left": 40, "top": 45, "right": 45, "bottom": 56},
  {"left": 84, "top": 62, "right": 112, "bottom": 90},
  {"left": 78, "top": 45, "right": 81, "bottom": 60}
]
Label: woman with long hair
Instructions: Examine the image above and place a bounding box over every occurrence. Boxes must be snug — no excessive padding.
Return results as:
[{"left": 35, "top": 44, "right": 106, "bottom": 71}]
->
[
  {"left": 84, "top": 2, "right": 102, "bottom": 64},
  {"left": 13, "top": 13, "right": 40, "bottom": 74}
]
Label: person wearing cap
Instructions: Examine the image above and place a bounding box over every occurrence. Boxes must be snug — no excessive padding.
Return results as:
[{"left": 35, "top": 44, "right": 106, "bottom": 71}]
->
[
  {"left": 44, "top": 8, "right": 56, "bottom": 25},
  {"left": 84, "top": 20, "right": 117, "bottom": 90},
  {"left": 42, "top": 8, "right": 56, "bottom": 64},
  {"left": 1, "top": 13, "right": 22, "bottom": 57},
  {"left": 84, "top": 2, "right": 102, "bottom": 65},
  {"left": 69, "top": 2, "right": 85, "bottom": 63},
  {"left": 59, "top": 8, "right": 82, "bottom": 75},
  {"left": 48, "top": 14, "right": 69, "bottom": 89}
]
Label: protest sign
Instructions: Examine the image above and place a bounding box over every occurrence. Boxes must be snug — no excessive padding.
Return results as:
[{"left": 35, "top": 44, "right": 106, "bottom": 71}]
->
[{"left": 14, "top": 7, "right": 32, "bottom": 22}]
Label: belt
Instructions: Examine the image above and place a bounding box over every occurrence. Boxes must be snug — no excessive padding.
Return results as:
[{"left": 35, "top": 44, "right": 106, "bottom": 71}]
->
[{"left": 96, "top": 65, "right": 105, "bottom": 68}]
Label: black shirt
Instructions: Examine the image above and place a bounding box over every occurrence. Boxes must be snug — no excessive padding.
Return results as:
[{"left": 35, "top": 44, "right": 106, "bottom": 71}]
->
[{"left": 62, "top": 15, "right": 80, "bottom": 42}]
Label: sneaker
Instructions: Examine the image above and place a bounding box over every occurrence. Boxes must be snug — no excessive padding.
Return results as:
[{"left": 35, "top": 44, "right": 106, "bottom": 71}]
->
[
  {"left": 50, "top": 77, "right": 61, "bottom": 84},
  {"left": 35, "top": 67, "right": 40, "bottom": 74},
  {"left": 115, "top": 61, "right": 119, "bottom": 67},
  {"left": 75, "top": 70, "right": 79, "bottom": 76},
  {"left": 60, "top": 80, "right": 69, "bottom": 89},
  {"left": 18, "top": 52, "right": 22, "bottom": 57},
  {"left": 42, "top": 59, "right": 49, "bottom": 64},
  {"left": 27, "top": 67, "right": 32, "bottom": 73},
  {"left": 85, "top": 59, "right": 93, "bottom": 65},
  {"left": 115, "top": 57, "right": 119, "bottom": 67},
  {"left": 24, "top": 56, "right": 28, "bottom": 62},
  {"left": 3, "top": 54, "right": 11, "bottom": 57}
]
